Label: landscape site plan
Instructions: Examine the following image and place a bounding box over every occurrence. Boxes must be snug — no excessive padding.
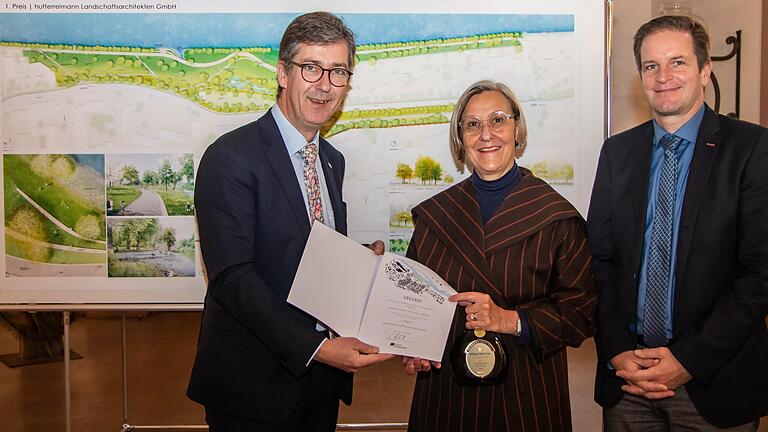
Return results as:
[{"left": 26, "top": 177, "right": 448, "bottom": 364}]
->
[{"left": 0, "top": 6, "right": 605, "bottom": 303}]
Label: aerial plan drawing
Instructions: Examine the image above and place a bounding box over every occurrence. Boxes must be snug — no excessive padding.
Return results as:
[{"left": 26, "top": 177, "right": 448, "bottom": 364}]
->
[{"left": 0, "top": 11, "right": 584, "bottom": 284}]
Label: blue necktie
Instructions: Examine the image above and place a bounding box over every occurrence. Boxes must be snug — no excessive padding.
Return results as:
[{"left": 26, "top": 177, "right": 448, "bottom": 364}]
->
[{"left": 643, "top": 133, "right": 682, "bottom": 347}]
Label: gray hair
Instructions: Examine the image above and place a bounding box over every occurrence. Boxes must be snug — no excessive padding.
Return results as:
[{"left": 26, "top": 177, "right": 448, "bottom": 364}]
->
[{"left": 449, "top": 80, "right": 528, "bottom": 167}]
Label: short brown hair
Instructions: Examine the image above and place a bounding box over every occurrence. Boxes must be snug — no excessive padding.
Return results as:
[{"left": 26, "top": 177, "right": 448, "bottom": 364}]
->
[
  {"left": 277, "top": 12, "right": 355, "bottom": 97},
  {"left": 449, "top": 80, "right": 528, "bottom": 167},
  {"left": 633, "top": 15, "right": 710, "bottom": 72}
]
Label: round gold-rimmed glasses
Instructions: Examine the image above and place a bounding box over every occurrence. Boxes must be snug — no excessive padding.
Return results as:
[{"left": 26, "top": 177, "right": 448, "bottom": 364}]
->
[{"left": 459, "top": 111, "right": 517, "bottom": 135}]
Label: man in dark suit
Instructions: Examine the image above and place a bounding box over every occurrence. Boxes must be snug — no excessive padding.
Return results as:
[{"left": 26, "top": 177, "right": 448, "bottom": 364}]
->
[
  {"left": 589, "top": 15, "right": 768, "bottom": 431},
  {"left": 187, "top": 12, "right": 392, "bottom": 431}
]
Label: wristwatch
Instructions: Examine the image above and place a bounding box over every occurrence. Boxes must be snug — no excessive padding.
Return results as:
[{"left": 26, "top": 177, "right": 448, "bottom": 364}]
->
[{"left": 514, "top": 317, "right": 522, "bottom": 337}]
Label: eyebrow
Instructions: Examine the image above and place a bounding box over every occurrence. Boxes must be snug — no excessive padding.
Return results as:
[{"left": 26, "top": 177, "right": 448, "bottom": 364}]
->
[{"left": 299, "top": 58, "right": 349, "bottom": 69}]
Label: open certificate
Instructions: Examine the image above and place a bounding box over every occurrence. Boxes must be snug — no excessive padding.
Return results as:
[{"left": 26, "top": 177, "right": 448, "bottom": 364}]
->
[{"left": 288, "top": 223, "right": 457, "bottom": 361}]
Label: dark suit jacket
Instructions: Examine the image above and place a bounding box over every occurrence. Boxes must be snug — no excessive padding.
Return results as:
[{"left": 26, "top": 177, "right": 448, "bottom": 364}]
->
[
  {"left": 588, "top": 105, "right": 768, "bottom": 427},
  {"left": 187, "top": 110, "right": 351, "bottom": 422}
]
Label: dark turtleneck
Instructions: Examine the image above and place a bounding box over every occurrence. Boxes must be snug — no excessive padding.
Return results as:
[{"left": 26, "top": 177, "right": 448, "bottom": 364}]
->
[{"left": 471, "top": 163, "right": 523, "bottom": 224}]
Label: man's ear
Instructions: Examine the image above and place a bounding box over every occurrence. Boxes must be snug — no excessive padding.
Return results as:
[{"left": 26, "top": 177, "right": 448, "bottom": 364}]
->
[
  {"left": 277, "top": 61, "right": 288, "bottom": 89},
  {"left": 699, "top": 60, "right": 712, "bottom": 87}
]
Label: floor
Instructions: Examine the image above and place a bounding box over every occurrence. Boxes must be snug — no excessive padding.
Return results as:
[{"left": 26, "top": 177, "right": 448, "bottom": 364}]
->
[{"left": 0, "top": 312, "right": 764, "bottom": 432}]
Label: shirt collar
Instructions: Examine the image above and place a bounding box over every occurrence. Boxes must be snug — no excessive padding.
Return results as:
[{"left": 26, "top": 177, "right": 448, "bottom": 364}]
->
[
  {"left": 271, "top": 104, "right": 320, "bottom": 156},
  {"left": 652, "top": 103, "right": 706, "bottom": 146}
]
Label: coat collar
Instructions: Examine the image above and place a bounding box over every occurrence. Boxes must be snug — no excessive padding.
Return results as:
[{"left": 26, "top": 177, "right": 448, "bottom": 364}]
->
[
  {"left": 412, "top": 169, "right": 581, "bottom": 301},
  {"left": 412, "top": 179, "right": 500, "bottom": 296},
  {"left": 484, "top": 170, "right": 581, "bottom": 254}
]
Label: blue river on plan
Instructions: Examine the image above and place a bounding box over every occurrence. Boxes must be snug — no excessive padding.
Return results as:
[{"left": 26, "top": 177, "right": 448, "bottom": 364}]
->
[{"left": 0, "top": 13, "right": 573, "bottom": 56}]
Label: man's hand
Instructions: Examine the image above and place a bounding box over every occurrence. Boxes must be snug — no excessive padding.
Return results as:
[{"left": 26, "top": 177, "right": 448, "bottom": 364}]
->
[
  {"left": 367, "top": 240, "right": 385, "bottom": 256},
  {"left": 314, "top": 337, "right": 394, "bottom": 372},
  {"left": 611, "top": 350, "right": 673, "bottom": 399},
  {"left": 615, "top": 347, "right": 692, "bottom": 399},
  {"left": 402, "top": 356, "right": 442, "bottom": 375}
]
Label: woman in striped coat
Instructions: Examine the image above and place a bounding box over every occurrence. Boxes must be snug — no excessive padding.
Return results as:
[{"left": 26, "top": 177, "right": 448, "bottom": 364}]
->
[{"left": 404, "top": 81, "right": 597, "bottom": 431}]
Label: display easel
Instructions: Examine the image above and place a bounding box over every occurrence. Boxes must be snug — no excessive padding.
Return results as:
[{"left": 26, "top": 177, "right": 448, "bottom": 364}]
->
[{"left": 0, "top": 304, "right": 409, "bottom": 431}]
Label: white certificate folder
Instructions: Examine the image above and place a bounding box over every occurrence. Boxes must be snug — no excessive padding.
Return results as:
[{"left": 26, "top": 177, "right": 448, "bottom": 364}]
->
[{"left": 288, "top": 222, "right": 457, "bottom": 361}]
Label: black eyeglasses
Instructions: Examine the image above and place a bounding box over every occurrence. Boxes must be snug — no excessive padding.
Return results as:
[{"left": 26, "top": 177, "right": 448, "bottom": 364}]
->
[{"left": 289, "top": 61, "right": 353, "bottom": 87}]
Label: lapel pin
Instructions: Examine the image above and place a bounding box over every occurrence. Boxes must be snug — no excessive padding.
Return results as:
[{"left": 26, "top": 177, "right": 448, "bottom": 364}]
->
[{"left": 706, "top": 142, "right": 716, "bottom": 147}]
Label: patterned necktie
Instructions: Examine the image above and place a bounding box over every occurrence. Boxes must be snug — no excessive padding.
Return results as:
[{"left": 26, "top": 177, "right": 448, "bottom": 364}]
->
[
  {"left": 643, "top": 133, "right": 682, "bottom": 347},
  {"left": 299, "top": 142, "right": 324, "bottom": 224}
]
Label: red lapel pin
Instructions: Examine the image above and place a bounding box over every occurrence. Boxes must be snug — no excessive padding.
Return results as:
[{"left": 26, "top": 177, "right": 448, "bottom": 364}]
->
[{"left": 706, "top": 142, "right": 716, "bottom": 147}]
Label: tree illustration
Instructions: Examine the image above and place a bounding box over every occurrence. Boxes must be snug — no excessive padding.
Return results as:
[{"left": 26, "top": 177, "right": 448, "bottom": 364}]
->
[
  {"left": 159, "top": 159, "right": 175, "bottom": 191},
  {"left": 414, "top": 155, "right": 438, "bottom": 184},
  {"left": 179, "top": 154, "right": 194, "bottom": 183},
  {"left": 121, "top": 165, "right": 140, "bottom": 185},
  {"left": 395, "top": 162, "right": 413, "bottom": 183},
  {"left": 394, "top": 210, "right": 413, "bottom": 226},
  {"left": 531, "top": 161, "right": 547, "bottom": 178},
  {"left": 142, "top": 170, "right": 157, "bottom": 185},
  {"left": 159, "top": 227, "right": 177, "bottom": 252},
  {"left": 444, "top": 174, "right": 455, "bottom": 184},
  {"left": 430, "top": 163, "right": 443, "bottom": 184},
  {"left": 106, "top": 161, "right": 120, "bottom": 187}
]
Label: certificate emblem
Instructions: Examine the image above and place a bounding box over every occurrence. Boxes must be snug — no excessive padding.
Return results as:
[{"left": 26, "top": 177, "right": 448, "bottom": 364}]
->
[{"left": 450, "top": 328, "right": 507, "bottom": 385}]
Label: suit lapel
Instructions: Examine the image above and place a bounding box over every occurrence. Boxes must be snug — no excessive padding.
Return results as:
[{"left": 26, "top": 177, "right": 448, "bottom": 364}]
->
[
  {"left": 318, "top": 139, "right": 347, "bottom": 235},
  {"left": 676, "top": 106, "right": 721, "bottom": 286},
  {"left": 630, "top": 124, "right": 654, "bottom": 270},
  {"left": 261, "top": 112, "right": 312, "bottom": 240}
]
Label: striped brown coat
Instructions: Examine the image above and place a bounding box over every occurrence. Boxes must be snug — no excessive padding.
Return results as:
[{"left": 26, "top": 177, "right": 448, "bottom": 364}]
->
[{"left": 406, "top": 172, "right": 597, "bottom": 432}]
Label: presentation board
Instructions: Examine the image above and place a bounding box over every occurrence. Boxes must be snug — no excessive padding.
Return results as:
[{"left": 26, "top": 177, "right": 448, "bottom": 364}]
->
[{"left": 0, "top": 0, "right": 607, "bottom": 305}]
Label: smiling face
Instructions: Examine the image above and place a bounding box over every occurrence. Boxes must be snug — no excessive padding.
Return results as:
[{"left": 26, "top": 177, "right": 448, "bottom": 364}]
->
[
  {"left": 639, "top": 30, "right": 711, "bottom": 131},
  {"left": 461, "top": 91, "right": 518, "bottom": 181},
  {"left": 276, "top": 42, "right": 350, "bottom": 140}
]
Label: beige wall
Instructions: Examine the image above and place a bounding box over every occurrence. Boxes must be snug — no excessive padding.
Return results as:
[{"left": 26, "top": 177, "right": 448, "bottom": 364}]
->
[
  {"left": 609, "top": 1, "right": 652, "bottom": 134},
  {"left": 610, "top": 0, "right": 763, "bottom": 133}
]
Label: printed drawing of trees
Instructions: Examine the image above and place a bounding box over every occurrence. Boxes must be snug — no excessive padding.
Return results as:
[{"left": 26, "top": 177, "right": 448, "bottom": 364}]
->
[
  {"left": 159, "top": 159, "right": 177, "bottom": 191},
  {"left": 414, "top": 155, "right": 443, "bottom": 184},
  {"left": 106, "top": 161, "right": 120, "bottom": 187},
  {"left": 395, "top": 162, "right": 414, "bottom": 183},
  {"left": 392, "top": 210, "right": 413, "bottom": 227},
  {"left": 111, "top": 218, "right": 159, "bottom": 252},
  {"left": 158, "top": 227, "right": 176, "bottom": 252},
  {"left": 121, "top": 164, "right": 140, "bottom": 185},
  {"left": 178, "top": 154, "right": 194, "bottom": 183}
]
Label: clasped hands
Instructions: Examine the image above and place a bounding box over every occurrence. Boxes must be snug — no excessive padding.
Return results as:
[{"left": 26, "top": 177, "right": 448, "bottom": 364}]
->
[
  {"left": 611, "top": 347, "right": 692, "bottom": 399},
  {"left": 403, "top": 291, "right": 517, "bottom": 375}
]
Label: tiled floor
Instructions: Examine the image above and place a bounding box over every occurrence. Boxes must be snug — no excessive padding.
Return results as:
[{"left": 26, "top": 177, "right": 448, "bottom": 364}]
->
[{"left": 0, "top": 312, "right": 764, "bottom": 431}]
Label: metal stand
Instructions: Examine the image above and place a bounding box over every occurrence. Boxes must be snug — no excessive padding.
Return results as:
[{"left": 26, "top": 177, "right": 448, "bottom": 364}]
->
[
  {"left": 63, "top": 311, "right": 72, "bottom": 432},
  {"left": 711, "top": 30, "right": 742, "bottom": 118},
  {"left": 2, "top": 305, "right": 409, "bottom": 431}
]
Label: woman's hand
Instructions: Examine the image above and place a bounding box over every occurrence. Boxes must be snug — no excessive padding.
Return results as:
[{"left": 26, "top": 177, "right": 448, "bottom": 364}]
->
[{"left": 449, "top": 292, "right": 518, "bottom": 334}]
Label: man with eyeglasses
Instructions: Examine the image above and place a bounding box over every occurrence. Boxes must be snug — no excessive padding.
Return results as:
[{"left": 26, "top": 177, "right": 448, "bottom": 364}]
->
[{"left": 188, "top": 12, "right": 393, "bottom": 431}]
